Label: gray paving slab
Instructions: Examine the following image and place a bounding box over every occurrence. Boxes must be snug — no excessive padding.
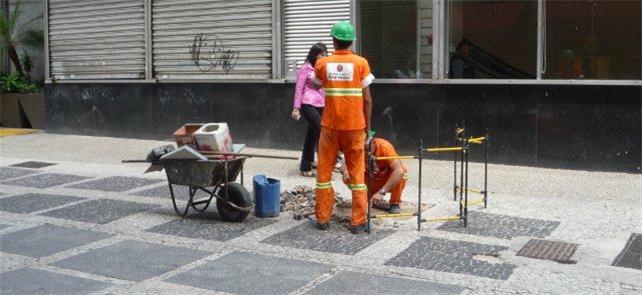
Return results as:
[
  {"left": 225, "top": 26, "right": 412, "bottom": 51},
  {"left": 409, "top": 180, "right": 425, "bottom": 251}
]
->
[
  {"left": 166, "top": 251, "right": 332, "bottom": 295},
  {"left": 612, "top": 233, "right": 642, "bottom": 270},
  {"left": 52, "top": 240, "right": 210, "bottom": 282},
  {"left": 0, "top": 268, "right": 111, "bottom": 295},
  {"left": 306, "top": 271, "right": 464, "bottom": 295},
  {"left": 146, "top": 213, "right": 276, "bottom": 241},
  {"left": 1, "top": 173, "right": 90, "bottom": 188},
  {"left": 0, "top": 167, "right": 38, "bottom": 180},
  {"left": 40, "top": 199, "right": 159, "bottom": 224},
  {"left": 10, "top": 161, "right": 57, "bottom": 169},
  {"left": 437, "top": 211, "right": 560, "bottom": 239},
  {"left": 0, "top": 224, "right": 113, "bottom": 258},
  {"left": 386, "top": 237, "right": 516, "bottom": 280},
  {"left": 66, "top": 176, "right": 164, "bottom": 192},
  {"left": 130, "top": 184, "right": 211, "bottom": 200},
  {"left": 0, "top": 193, "right": 85, "bottom": 214},
  {"left": 261, "top": 223, "right": 393, "bottom": 255}
]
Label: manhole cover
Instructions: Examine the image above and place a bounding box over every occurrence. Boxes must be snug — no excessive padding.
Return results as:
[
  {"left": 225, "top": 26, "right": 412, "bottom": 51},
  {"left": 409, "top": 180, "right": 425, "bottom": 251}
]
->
[
  {"left": 11, "top": 161, "right": 56, "bottom": 169},
  {"left": 612, "top": 233, "right": 641, "bottom": 270},
  {"left": 516, "top": 239, "right": 578, "bottom": 264}
]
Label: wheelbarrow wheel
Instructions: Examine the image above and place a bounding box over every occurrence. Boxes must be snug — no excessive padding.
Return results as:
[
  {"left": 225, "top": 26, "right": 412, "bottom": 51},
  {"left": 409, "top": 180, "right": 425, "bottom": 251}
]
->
[{"left": 216, "top": 182, "right": 252, "bottom": 222}]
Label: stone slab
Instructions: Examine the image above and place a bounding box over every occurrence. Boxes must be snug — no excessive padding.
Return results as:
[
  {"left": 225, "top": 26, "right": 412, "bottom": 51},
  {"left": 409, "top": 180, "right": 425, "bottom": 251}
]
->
[
  {"left": 40, "top": 199, "right": 159, "bottom": 224},
  {"left": 0, "top": 223, "right": 113, "bottom": 258},
  {"left": 261, "top": 222, "right": 393, "bottom": 255},
  {"left": 306, "top": 271, "right": 464, "bottom": 295},
  {"left": 437, "top": 211, "right": 560, "bottom": 239},
  {"left": 166, "top": 251, "right": 332, "bottom": 295},
  {"left": 1, "top": 173, "right": 90, "bottom": 188},
  {"left": 612, "top": 233, "right": 642, "bottom": 270},
  {"left": 146, "top": 213, "right": 276, "bottom": 242},
  {"left": 0, "top": 167, "right": 38, "bottom": 181},
  {"left": 52, "top": 240, "right": 210, "bottom": 282},
  {"left": 0, "top": 193, "right": 85, "bottom": 214},
  {"left": 386, "top": 237, "right": 516, "bottom": 280},
  {"left": 10, "top": 161, "right": 57, "bottom": 169},
  {"left": 66, "top": 176, "right": 164, "bottom": 192},
  {"left": 0, "top": 268, "right": 111, "bottom": 295}
]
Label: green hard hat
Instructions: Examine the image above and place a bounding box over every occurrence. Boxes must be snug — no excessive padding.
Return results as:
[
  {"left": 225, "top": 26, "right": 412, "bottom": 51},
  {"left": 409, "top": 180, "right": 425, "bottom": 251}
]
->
[{"left": 330, "top": 21, "right": 357, "bottom": 41}]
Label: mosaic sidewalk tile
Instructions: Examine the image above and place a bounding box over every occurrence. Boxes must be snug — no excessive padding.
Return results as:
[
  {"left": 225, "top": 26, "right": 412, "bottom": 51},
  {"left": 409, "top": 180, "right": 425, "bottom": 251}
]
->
[
  {"left": 52, "top": 240, "right": 210, "bottom": 282},
  {"left": 438, "top": 211, "right": 560, "bottom": 239},
  {"left": 306, "top": 271, "right": 464, "bottom": 295},
  {"left": 386, "top": 237, "right": 516, "bottom": 280},
  {"left": 516, "top": 239, "right": 578, "bottom": 264},
  {"left": 612, "top": 233, "right": 641, "bottom": 270},
  {"left": 1, "top": 173, "right": 90, "bottom": 188},
  {"left": 10, "top": 161, "right": 57, "bottom": 169},
  {"left": 0, "top": 167, "right": 38, "bottom": 180},
  {"left": 40, "top": 199, "right": 159, "bottom": 224},
  {"left": 0, "top": 193, "right": 85, "bottom": 214},
  {"left": 0, "top": 224, "right": 113, "bottom": 258},
  {"left": 166, "top": 251, "right": 332, "bottom": 295},
  {"left": 261, "top": 223, "right": 393, "bottom": 255},
  {"left": 146, "top": 213, "right": 276, "bottom": 241},
  {"left": 66, "top": 176, "right": 164, "bottom": 192},
  {"left": 0, "top": 268, "right": 111, "bottom": 295},
  {"left": 130, "top": 184, "right": 211, "bottom": 200}
]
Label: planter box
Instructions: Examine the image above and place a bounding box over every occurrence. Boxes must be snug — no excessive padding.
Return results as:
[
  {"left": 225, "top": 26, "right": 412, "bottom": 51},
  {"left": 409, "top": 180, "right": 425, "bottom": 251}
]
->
[{"left": 0, "top": 93, "right": 44, "bottom": 129}]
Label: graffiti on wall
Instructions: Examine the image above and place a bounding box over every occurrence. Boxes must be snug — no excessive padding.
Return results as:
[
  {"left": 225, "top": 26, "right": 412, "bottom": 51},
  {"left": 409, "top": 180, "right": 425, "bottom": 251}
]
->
[{"left": 189, "top": 33, "right": 240, "bottom": 73}]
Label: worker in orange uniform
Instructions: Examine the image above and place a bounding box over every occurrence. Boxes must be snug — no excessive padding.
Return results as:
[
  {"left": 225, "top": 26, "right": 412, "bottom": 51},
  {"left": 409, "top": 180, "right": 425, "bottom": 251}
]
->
[
  {"left": 339, "top": 137, "right": 408, "bottom": 214},
  {"left": 312, "top": 21, "right": 375, "bottom": 234}
]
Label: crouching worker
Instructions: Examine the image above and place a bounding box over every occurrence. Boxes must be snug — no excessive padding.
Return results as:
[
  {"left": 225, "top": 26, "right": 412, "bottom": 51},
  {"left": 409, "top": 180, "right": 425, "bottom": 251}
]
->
[{"left": 340, "top": 137, "right": 408, "bottom": 214}]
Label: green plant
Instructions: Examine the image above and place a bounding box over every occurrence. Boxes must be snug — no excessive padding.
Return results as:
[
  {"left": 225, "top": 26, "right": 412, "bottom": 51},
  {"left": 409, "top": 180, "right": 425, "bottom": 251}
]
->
[
  {"left": 0, "top": 72, "right": 41, "bottom": 93},
  {"left": 0, "top": 0, "right": 44, "bottom": 77},
  {"left": 20, "top": 52, "right": 33, "bottom": 77}
]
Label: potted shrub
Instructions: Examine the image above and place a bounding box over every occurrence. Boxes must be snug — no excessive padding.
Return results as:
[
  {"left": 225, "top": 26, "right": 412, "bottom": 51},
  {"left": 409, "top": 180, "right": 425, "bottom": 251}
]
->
[{"left": 0, "top": 0, "right": 44, "bottom": 129}]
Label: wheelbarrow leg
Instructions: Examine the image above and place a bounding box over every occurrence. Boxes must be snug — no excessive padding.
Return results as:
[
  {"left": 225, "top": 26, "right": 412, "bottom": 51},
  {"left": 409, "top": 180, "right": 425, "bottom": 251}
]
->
[{"left": 169, "top": 183, "right": 191, "bottom": 217}]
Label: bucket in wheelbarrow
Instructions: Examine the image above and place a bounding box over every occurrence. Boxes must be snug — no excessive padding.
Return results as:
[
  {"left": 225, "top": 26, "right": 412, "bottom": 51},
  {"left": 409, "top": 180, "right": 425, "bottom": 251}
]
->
[{"left": 253, "top": 175, "right": 280, "bottom": 218}]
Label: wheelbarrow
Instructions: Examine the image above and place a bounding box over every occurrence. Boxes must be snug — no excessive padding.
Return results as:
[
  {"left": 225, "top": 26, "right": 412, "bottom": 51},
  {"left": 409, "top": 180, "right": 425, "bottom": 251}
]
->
[{"left": 163, "top": 157, "right": 252, "bottom": 222}]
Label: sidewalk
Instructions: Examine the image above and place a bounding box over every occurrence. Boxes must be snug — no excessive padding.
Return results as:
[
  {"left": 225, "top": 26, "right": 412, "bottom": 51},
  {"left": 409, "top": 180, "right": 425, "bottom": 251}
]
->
[{"left": 0, "top": 133, "right": 640, "bottom": 295}]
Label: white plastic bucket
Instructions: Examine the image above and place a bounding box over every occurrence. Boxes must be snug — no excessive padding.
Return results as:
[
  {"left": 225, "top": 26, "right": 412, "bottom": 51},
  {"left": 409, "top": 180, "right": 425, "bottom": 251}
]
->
[{"left": 194, "top": 123, "right": 233, "bottom": 152}]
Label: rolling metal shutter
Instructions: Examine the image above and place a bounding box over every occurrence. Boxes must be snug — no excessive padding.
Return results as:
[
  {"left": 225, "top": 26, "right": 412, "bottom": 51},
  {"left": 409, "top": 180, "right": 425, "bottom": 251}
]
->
[
  {"left": 152, "top": 0, "right": 273, "bottom": 80},
  {"left": 283, "top": 0, "right": 350, "bottom": 71},
  {"left": 48, "top": 0, "right": 146, "bottom": 80}
]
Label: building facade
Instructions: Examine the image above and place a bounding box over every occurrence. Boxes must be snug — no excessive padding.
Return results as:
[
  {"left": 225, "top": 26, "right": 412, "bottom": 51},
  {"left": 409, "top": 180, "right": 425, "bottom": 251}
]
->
[{"left": 43, "top": 0, "right": 641, "bottom": 172}]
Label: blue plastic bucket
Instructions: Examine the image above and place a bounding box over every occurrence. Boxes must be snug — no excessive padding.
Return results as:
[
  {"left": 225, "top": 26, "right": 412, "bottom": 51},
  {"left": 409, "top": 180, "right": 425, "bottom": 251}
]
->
[{"left": 253, "top": 174, "right": 281, "bottom": 218}]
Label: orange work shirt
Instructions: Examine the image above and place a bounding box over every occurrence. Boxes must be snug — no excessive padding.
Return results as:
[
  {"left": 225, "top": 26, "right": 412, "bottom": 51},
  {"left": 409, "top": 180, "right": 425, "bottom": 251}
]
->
[{"left": 314, "top": 50, "right": 374, "bottom": 131}]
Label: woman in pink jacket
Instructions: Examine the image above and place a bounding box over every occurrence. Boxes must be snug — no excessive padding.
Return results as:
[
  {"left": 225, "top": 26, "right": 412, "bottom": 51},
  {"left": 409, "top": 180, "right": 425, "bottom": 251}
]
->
[{"left": 292, "top": 43, "right": 327, "bottom": 177}]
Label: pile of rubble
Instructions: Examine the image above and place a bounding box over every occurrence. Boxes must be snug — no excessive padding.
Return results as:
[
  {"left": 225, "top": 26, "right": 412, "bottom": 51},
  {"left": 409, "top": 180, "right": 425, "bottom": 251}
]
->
[{"left": 280, "top": 185, "right": 351, "bottom": 224}]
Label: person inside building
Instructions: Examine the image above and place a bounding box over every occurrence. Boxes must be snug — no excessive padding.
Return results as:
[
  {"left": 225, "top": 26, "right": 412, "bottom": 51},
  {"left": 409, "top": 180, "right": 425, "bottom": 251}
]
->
[
  {"left": 312, "top": 21, "right": 375, "bottom": 234},
  {"left": 555, "top": 49, "right": 583, "bottom": 79},
  {"left": 339, "top": 137, "right": 408, "bottom": 214},
  {"left": 291, "top": 42, "right": 328, "bottom": 177},
  {"left": 449, "top": 40, "right": 476, "bottom": 79}
]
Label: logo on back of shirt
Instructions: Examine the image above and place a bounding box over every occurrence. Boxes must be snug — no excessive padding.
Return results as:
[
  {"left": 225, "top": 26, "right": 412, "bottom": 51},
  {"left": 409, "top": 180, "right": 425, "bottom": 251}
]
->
[{"left": 327, "top": 63, "right": 354, "bottom": 81}]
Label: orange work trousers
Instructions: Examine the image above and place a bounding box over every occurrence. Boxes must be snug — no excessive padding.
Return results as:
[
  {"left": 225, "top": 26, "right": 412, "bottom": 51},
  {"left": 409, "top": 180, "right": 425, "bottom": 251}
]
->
[
  {"left": 315, "top": 127, "right": 367, "bottom": 226},
  {"left": 367, "top": 172, "right": 407, "bottom": 205}
]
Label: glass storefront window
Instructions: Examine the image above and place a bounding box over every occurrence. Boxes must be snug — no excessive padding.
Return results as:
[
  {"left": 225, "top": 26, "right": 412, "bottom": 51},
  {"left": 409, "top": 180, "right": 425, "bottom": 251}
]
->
[
  {"left": 358, "top": 0, "right": 433, "bottom": 79},
  {"left": 447, "top": 1, "right": 537, "bottom": 79},
  {"left": 545, "top": 1, "right": 641, "bottom": 80}
]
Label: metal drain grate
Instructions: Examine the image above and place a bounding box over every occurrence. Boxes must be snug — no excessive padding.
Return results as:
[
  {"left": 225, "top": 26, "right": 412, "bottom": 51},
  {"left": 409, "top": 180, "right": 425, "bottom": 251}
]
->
[
  {"left": 612, "top": 233, "right": 641, "bottom": 270},
  {"left": 516, "top": 239, "right": 578, "bottom": 264},
  {"left": 10, "top": 161, "right": 56, "bottom": 169}
]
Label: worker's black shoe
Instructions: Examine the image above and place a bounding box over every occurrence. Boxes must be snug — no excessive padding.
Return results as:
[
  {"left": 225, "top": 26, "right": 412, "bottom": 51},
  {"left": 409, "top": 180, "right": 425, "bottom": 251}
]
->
[
  {"left": 388, "top": 204, "right": 401, "bottom": 214},
  {"left": 349, "top": 223, "right": 369, "bottom": 234},
  {"left": 309, "top": 220, "right": 329, "bottom": 230}
]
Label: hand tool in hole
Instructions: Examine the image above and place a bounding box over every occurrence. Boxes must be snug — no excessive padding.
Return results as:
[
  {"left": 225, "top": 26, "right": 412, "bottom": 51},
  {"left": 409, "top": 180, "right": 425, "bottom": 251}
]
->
[{"left": 366, "top": 130, "right": 376, "bottom": 234}]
